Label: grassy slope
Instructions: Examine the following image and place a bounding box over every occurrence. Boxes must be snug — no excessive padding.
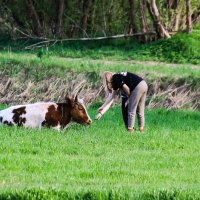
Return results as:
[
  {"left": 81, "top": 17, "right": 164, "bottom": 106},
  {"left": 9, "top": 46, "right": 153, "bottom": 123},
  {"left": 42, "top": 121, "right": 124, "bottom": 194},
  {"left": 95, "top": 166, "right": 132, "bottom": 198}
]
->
[
  {"left": 0, "top": 52, "right": 199, "bottom": 81},
  {"left": 0, "top": 29, "right": 199, "bottom": 85},
  {"left": 0, "top": 107, "right": 200, "bottom": 199},
  {"left": 0, "top": 27, "right": 200, "bottom": 64}
]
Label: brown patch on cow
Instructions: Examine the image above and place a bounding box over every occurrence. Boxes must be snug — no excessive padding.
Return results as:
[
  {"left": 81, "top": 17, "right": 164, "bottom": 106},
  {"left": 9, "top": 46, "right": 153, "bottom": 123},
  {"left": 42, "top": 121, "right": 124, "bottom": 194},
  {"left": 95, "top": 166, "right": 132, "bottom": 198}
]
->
[
  {"left": 57, "top": 103, "right": 71, "bottom": 128},
  {"left": 12, "top": 106, "right": 26, "bottom": 126},
  {"left": 43, "top": 102, "right": 77, "bottom": 129},
  {"left": 43, "top": 99, "right": 90, "bottom": 129},
  {"left": 70, "top": 102, "right": 91, "bottom": 125},
  {"left": 43, "top": 104, "right": 71, "bottom": 128},
  {"left": 43, "top": 104, "right": 60, "bottom": 128}
]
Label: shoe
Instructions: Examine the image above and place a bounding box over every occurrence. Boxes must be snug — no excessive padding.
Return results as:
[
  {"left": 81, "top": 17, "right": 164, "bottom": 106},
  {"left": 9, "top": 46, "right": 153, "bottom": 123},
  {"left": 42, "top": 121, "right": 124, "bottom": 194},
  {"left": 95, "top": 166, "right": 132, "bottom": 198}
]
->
[
  {"left": 139, "top": 127, "right": 144, "bottom": 132},
  {"left": 127, "top": 127, "right": 134, "bottom": 133}
]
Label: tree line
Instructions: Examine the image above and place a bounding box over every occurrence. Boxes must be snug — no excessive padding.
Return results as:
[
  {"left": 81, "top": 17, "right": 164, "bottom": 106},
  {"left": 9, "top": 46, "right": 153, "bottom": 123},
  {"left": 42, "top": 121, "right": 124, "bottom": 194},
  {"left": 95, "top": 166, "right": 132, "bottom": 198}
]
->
[{"left": 0, "top": 0, "right": 199, "bottom": 41}]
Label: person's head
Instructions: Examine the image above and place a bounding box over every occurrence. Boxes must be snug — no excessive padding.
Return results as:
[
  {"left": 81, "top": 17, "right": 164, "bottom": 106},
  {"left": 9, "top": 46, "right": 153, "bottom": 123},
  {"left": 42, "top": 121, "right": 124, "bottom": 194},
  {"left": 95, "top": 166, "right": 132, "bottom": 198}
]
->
[
  {"left": 111, "top": 73, "right": 123, "bottom": 90},
  {"left": 102, "top": 72, "right": 124, "bottom": 92},
  {"left": 102, "top": 71, "right": 113, "bottom": 92}
]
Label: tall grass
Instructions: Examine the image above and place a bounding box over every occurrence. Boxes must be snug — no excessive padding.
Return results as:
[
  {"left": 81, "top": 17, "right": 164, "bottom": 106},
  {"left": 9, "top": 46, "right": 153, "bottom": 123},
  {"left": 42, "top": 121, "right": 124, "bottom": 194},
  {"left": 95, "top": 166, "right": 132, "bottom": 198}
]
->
[{"left": 0, "top": 107, "right": 200, "bottom": 199}]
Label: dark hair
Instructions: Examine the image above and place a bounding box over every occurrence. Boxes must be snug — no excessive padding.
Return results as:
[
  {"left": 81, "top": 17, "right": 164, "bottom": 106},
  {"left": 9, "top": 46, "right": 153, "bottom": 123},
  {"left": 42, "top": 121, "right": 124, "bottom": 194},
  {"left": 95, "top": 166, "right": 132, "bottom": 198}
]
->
[{"left": 111, "top": 74, "right": 123, "bottom": 90}]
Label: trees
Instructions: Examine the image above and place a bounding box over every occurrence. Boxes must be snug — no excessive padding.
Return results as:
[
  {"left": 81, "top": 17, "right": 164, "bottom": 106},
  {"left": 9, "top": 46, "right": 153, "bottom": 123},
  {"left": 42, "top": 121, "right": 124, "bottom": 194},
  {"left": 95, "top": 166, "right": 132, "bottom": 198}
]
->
[
  {"left": 25, "top": 0, "right": 42, "bottom": 36},
  {"left": 146, "top": 0, "right": 171, "bottom": 38},
  {"left": 186, "top": 0, "right": 192, "bottom": 33},
  {"left": 0, "top": 0, "right": 199, "bottom": 40},
  {"left": 56, "top": 0, "right": 65, "bottom": 37},
  {"left": 128, "top": 0, "right": 137, "bottom": 34},
  {"left": 80, "top": 0, "right": 92, "bottom": 36}
]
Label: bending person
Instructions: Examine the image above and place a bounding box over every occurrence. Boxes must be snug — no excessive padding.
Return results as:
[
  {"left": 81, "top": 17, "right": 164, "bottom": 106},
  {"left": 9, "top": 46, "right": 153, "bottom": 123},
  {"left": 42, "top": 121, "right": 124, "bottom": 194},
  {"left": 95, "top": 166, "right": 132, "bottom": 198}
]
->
[{"left": 95, "top": 71, "right": 148, "bottom": 133}]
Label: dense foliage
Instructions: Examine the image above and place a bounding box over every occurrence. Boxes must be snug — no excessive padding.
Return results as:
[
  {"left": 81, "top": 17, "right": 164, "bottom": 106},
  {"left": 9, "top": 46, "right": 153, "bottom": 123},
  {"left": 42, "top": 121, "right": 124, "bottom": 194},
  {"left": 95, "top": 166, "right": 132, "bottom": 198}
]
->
[
  {"left": 0, "top": 0, "right": 199, "bottom": 39},
  {"left": 1, "top": 26, "right": 200, "bottom": 64}
]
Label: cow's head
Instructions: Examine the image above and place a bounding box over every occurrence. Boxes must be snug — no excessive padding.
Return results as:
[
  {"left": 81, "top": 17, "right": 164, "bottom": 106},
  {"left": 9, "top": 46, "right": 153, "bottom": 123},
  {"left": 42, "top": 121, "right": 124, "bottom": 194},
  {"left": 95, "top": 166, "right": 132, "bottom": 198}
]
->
[{"left": 66, "top": 95, "right": 92, "bottom": 125}]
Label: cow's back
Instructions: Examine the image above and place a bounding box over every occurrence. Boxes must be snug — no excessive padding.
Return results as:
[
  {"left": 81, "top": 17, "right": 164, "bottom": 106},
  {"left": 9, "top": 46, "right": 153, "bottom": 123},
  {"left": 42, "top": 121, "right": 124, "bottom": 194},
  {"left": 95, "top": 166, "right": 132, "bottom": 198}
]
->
[{"left": 0, "top": 102, "right": 57, "bottom": 128}]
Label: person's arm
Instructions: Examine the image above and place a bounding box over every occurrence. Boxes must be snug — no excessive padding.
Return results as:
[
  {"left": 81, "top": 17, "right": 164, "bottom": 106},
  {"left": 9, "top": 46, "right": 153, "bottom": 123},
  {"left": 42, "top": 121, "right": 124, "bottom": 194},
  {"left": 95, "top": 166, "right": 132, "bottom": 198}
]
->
[
  {"left": 95, "top": 91, "right": 117, "bottom": 120},
  {"left": 121, "top": 83, "right": 130, "bottom": 96}
]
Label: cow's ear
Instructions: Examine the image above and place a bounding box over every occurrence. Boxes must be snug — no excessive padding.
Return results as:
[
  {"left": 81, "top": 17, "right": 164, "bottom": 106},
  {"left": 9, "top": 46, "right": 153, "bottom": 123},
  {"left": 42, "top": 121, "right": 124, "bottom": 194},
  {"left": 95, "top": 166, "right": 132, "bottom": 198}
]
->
[
  {"left": 74, "top": 95, "right": 78, "bottom": 102},
  {"left": 65, "top": 96, "right": 72, "bottom": 105}
]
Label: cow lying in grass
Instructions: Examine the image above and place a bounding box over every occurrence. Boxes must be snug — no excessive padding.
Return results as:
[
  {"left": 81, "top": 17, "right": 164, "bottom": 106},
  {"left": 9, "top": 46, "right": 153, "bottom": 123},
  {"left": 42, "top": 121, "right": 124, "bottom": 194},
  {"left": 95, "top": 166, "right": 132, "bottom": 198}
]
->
[{"left": 0, "top": 96, "right": 92, "bottom": 130}]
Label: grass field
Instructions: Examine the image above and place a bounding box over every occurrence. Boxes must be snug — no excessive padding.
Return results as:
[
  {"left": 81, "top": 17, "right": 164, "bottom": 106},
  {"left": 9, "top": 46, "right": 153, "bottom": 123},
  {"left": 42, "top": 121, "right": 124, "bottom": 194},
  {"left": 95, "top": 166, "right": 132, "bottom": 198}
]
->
[
  {"left": 0, "top": 106, "right": 200, "bottom": 199},
  {"left": 0, "top": 31, "right": 200, "bottom": 199},
  {"left": 0, "top": 52, "right": 200, "bottom": 87}
]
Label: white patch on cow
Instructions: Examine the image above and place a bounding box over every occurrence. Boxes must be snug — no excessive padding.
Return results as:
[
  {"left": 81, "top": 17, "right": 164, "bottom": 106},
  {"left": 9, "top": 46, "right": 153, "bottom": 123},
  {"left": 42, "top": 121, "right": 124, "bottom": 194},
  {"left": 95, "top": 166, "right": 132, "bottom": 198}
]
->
[
  {"left": 77, "top": 98, "right": 92, "bottom": 122},
  {"left": 53, "top": 123, "right": 61, "bottom": 131},
  {"left": 0, "top": 102, "right": 58, "bottom": 128},
  {"left": 22, "top": 102, "right": 58, "bottom": 128},
  {"left": 0, "top": 104, "right": 25, "bottom": 125}
]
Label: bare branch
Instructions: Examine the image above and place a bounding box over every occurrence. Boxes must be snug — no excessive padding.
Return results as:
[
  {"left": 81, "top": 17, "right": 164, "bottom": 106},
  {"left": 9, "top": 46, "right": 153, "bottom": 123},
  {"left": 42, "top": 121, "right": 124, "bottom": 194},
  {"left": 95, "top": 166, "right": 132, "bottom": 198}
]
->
[{"left": 25, "top": 31, "right": 156, "bottom": 50}]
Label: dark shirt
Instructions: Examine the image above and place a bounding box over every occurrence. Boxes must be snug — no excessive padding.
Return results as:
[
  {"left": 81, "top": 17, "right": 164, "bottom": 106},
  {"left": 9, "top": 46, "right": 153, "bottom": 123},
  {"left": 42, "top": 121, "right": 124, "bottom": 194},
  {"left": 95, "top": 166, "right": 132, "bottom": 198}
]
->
[
  {"left": 121, "top": 72, "right": 143, "bottom": 91},
  {"left": 113, "top": 72, "right": 143, "bottom": 98}
]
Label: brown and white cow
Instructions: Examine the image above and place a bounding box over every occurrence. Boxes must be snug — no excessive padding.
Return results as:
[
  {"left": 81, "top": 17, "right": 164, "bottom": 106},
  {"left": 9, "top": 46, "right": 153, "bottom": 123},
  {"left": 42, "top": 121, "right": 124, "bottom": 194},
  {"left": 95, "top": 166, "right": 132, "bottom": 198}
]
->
[{"left": 0, "top": 96, "right": 92, "bottom": 130}]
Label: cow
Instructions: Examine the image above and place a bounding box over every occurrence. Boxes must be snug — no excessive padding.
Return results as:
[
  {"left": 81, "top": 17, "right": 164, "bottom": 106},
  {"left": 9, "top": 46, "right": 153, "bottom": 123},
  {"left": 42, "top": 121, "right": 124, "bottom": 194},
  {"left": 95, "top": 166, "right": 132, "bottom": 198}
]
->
[{"left": 0, "top": 95, "right": 92, "bottom": 131}]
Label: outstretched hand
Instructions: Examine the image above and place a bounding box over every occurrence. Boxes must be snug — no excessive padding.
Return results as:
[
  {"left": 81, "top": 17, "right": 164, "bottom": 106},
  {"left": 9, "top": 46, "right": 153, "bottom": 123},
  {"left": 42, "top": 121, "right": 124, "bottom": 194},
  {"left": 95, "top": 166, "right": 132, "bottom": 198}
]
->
[
  {"left": 95, "top": 108, "right": 103, "bottom": 120},
  {"left": 95, "top": 113, "right": 102, "bottom": 120}
]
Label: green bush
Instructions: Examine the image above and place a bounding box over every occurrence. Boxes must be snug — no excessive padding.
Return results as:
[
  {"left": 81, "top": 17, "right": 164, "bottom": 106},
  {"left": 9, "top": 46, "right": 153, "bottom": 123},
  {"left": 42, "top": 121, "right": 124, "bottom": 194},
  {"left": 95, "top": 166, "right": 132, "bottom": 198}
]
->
[{"left": 1, "top": 28, "right": 200, "bottom": 64}]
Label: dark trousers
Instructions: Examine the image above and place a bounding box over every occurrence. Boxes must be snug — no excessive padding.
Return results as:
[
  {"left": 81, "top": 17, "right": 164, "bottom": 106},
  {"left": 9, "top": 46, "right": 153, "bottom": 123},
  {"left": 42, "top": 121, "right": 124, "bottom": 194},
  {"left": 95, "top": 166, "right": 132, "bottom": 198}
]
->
[{"left": 121, "top": 97, "right": 128, "bottom": 128}]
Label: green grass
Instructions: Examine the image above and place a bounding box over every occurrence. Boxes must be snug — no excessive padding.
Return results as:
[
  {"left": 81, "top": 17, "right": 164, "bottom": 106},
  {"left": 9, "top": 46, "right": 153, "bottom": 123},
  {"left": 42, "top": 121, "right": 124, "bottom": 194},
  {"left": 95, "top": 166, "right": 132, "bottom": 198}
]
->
[
  {"left": 0, "top": 29, "right": 200, "bottom": 85},
  {"left": 0, "top": 28, "right": 200, "bottom": 199},
  {"left": 1, "top": 28, "right": 200, "bottom": 64},
  {"left": 0, "top": 52, "right": 199, "bottom": 81},
  {"left": 0, "top": 107, "right": 200, "bottom": 199}
]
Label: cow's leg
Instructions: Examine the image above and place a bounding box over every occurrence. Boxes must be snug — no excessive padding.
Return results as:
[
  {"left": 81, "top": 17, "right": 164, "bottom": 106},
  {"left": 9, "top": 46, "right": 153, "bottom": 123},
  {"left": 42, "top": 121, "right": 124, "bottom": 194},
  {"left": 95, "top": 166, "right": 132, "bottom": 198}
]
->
[
  {"left": 0, "top": 116, "right": 3, "bottom": 123},
  {"left": 52, "top": 123, "right": 61, "bottom": 131}
]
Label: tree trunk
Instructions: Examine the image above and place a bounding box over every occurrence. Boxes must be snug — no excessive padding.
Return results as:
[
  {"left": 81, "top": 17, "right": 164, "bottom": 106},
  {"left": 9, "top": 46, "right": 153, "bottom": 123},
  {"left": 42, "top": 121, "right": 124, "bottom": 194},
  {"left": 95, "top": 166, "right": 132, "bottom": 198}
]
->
[
  {"left": 80, "top": 0, "right": 91, "bottom": 36},
  {"left": 128, "top": 0, "right": 137, "bottom": 34},
  {"left": 56, "top": 0, "right": 65, "bottom": 37},
  {"left": 186, "top": 0, "right": 192, "bottom": 33},
  {"left": 180, "top": 15, "right": 186, "bottom": 30},
  {"left": 165, "top": 0, "right": 179, "bottom": 10},
  {"left": 171, "top": 0, "right": 179, "bottom": 9},
  {"left": 11, "top": 12, "right": 25, "bottom": 28},
  {"left": 139, "top": 0, "right": 147, "bottom": 33},
  {"left": 87, "top": 0, "right": 95, "bottom": 34},
  {"left": 173, "top": 6, "right": 182, "bottom": 31},
  {"left": 139, "top": 0, "right": 148, "bottom": 42},
  {"left": 192, "top": 7, "right": 200, "bottom": 24},
  {"left": 146, "top": 0, "right": 171, "bottom": 39},
  {"left": 25, "top": 0, "right": 42, "bottom": 36},
  {"left": 108, "top": 0, "right": 114, "bottom": 33}
]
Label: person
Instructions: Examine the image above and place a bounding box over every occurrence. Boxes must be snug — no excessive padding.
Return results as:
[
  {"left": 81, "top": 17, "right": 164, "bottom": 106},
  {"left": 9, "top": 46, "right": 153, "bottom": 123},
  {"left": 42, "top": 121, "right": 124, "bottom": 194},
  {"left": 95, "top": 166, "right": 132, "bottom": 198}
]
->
[{"left": 95, "top": 71, "right": 148, "bottom": 133}]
